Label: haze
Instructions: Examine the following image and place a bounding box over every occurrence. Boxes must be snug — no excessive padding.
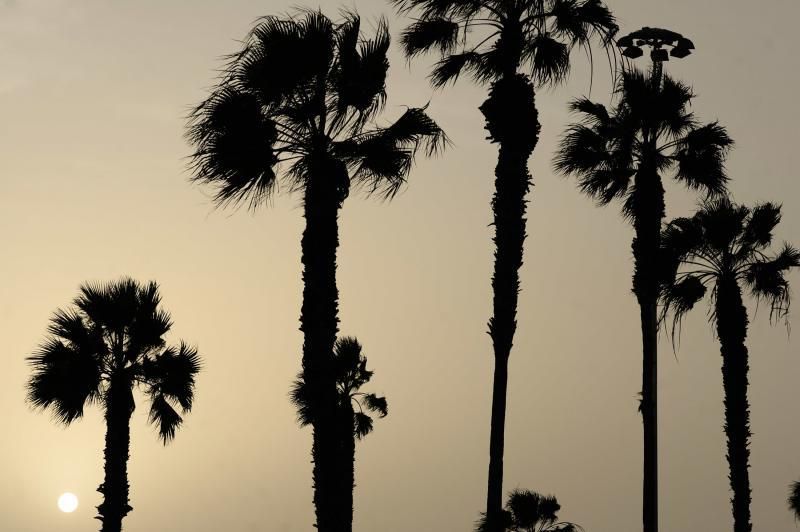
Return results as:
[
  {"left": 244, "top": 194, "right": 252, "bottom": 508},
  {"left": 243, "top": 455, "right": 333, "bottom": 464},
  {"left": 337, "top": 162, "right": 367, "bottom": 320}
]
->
[{"left": 1, "top": 1, "right": 798, "bottom": 531}]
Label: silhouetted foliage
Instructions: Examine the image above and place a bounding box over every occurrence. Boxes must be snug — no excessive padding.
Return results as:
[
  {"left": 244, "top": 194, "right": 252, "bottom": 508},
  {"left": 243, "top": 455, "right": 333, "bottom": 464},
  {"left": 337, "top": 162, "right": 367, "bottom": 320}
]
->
[
  {"left": 789, "top": 481, "right": 800, "bottom": 520},
  {"left": 476, "top": 489, "right": 582, "bottom": 532},
  {"left": 393, "top": 2, "right": 617, "bottom": 528},
  {"left": 555, "top": 66, "right": 732, "bottom": 532},
  {"left": 26, "top": 278, "right": 200, "bottom": 532},
  {"left": 291, "top": 337, "right": 387, "bottom": 527},
  {"left": 186, "top": 10, "right": 443, "bottom": 532},
  {"left": 660, "top": 198, "right": 800, "bottom": 532}
]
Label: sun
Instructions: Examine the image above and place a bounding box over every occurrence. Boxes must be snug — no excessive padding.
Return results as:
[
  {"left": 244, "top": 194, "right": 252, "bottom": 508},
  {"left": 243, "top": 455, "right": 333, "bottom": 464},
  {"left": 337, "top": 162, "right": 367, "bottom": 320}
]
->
[{"left": 58, "top": 492, "right": 79, "bottom": 513}]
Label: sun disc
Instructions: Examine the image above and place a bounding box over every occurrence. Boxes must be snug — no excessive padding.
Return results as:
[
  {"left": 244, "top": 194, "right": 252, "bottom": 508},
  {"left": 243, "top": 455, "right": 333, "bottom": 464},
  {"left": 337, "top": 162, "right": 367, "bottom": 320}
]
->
[{"left": 58, "top": 492, "right": 78, "bottom": 513}]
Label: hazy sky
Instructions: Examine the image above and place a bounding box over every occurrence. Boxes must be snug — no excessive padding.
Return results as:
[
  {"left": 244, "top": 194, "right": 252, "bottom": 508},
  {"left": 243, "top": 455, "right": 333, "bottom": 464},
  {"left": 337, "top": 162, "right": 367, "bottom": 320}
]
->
[{"left": 2, "top": 1, "right": 799, "bottom": 531}]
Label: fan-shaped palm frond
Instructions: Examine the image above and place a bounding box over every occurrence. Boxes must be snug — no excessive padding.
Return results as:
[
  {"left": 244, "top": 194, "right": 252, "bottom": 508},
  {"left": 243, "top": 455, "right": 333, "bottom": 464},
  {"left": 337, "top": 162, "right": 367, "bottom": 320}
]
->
[{"left": 475, "top": 489, "right": 582, "bottom": 532}]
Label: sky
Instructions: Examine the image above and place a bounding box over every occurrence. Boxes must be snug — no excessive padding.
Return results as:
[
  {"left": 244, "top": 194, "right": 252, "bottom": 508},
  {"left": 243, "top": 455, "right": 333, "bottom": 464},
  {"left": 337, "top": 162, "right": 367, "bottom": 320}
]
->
[{"left": 1, "top": 0, "right": 799, "bottom": 531}]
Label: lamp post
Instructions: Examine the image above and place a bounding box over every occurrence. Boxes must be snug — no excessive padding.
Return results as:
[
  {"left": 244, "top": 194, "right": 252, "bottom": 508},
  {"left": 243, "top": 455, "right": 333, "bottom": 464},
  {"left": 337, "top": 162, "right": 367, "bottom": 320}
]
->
[
  {"left": 618, "top": 27, "right": 695, "bottom": 86},
  {"left": 616, "top": 26, "right": 694, "bottom": 532}
]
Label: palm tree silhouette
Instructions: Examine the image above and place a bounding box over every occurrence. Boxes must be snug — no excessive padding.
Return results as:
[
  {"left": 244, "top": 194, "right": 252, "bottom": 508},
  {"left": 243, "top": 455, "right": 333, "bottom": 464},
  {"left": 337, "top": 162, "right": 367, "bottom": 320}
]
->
[
  {"left": 659, "top": 198, "right": 800, "bottom": 532},
  {"left": 26, "top": 278, "right": 200, "bottom": 532},
  {"left": 290, "top": 337, "right": 387, "bottom": 530},
  {"left": 555, "top": 67, "right": 732, "bottom": 530},
  {"left": 789, "top": 480, "right": 800, "bottom": 520},
  {"left": 477, "top": 489, "right": 581, "bottom": 532},
  {"left": 392, "top": 2, "right": 617, "bottom": 527},
  {"left": 186, "top": 10, "right": 444, "bottom": 531}
]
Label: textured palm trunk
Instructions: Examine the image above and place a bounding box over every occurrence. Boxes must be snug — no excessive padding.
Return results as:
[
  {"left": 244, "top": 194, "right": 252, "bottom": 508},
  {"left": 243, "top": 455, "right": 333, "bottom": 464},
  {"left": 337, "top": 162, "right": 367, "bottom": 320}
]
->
[
  {"left": 631, "top": 160, "right": 665, "bottom": 532},
  {"left": 300, "top": 157, "right": 348, "bottom": 532},
  {"left": 479, "top": 73, "right": 539, "bottom": 531},
  {"left": 341, "top": 403, "right": 356, "bottom": 532},
  {"left": 715, "top": 278, "right": 752, "bottom": 532},
  {"left": 96, "top": 377, "right": 134, "bottom": 532}
]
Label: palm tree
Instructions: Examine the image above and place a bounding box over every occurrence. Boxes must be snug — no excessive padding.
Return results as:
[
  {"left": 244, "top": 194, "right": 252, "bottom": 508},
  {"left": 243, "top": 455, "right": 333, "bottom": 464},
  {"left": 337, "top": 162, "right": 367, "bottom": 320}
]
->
[
  {"left": 554, "top": 67, "right": 733, "bottom": 531},
  {"left": 26, "top": 278, "right": 200, "bottom": 532},
  {"left": 291, "top": 337, "right": 388, "bottom": 531},
  {"left": 186, "top": 10, "right": 444, "bottom": 532},
  {"left": 659, "top": 198, "right": 800, "bottom": 532},
  {"left": 477, "top": 489, "right": 581, "bottom": 532},
  {"left": 789, "top": 480, "right": 800, "bottom": 520},
  {"left": 392, "top": 2, "right": 617, "bottom": 527}
]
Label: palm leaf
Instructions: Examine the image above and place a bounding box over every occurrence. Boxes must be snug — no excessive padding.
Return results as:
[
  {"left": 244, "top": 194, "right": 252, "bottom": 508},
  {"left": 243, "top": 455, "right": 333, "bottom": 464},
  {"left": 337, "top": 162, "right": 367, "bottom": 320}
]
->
[
  {"left": 188, "top": 87, "right": 279, "bottom": 209},
  {"left": 673, "top": 122, "right": 732, "bottom": 195},
  {"left": 148, "top": 393, "right": 183, "bottom": 444},
  {"left": 26, "top": 339, "right": 103, "bottom": 424},
  {"left": 400, "top": 18, "right": 460, "bottom": 57},
  {"left": 354, "top": 411, "right": 374, "bottom": 439}
]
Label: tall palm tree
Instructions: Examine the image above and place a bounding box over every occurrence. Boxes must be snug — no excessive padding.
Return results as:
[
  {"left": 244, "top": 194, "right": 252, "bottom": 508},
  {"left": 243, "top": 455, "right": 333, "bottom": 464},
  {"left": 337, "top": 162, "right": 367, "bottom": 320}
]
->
[
  {"left": 26, "top": 278, "right": 200, "bottom": 532},
  {"left": 291, "top": 337, "right": 388, "bottom": 531},
  {"left": 477, "top": 489, "right": 581, "bottom": 532},
  {"left": 659, "top": 198, "right": 800, "bottom": 532},
  {"left": 554, "top": 67, "right": 733, "bottom": 531},
  {"left": 392, "top": 2, "right": 617, "bottom": 527},
  {"left": 186, "top": 10, "right": 444, "bottom": 532},
  {"left": 789, "top": 480, "right": 800, "bottom": 520}
]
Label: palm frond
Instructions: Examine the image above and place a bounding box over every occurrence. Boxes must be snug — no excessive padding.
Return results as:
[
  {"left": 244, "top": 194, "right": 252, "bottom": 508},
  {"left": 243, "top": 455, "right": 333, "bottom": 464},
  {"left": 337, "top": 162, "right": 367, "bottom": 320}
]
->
[
  {"left": 237, "top": 15, "right": 332, "bottom": 107},
  {"left": 140, "top": 342, "right": 201, "bottom": 411},
  {"left": 430, "top": 52, "right": 487, "bottom": 87},
  {"left": 672, "top": 122, "right": 732, "bottom": 195},
  {"left": 187, "top": 87, "right": 279, "bottom": 209},
  {"left": 400, "top": 18, "right": 460, "bottom": 57},
  {"left": 362, "top": 393, "right": 388, "bottom": 417},
  {"left": 745, "top": 243, "right": 800, "bottom": 321},
  {"left": 354, "top": 411, "right": 374, "bottom": 439},
  {"left": 289, "top": 374, "right": 314, "bottom": 427},
  {"left": 26, "top": 339, "right": 103, "bottom": 424},
  {"left": 335, "top": 16, "right": 390, "bottom": 122},
  {"left": 660, "top": 275, "right": 707, "bottom": 342},
  {"left": 526, "top": 34, "right": 571, "bottom": 86},
  {"left": 338, "top": 107, "right": 447, "bottom": 199},
  {"left": 148, "top": 393, "right": 183, "bottom": 444},
  {"left": 741, "top": 202, "right": 781, "bottom": 250}
]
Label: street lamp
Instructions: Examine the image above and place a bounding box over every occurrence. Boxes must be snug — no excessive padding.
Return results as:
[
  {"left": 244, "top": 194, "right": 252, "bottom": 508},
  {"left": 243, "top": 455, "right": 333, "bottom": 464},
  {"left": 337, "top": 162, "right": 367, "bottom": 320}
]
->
[{"left": 617, "top": 27, "right": 694, "bottom": 84}]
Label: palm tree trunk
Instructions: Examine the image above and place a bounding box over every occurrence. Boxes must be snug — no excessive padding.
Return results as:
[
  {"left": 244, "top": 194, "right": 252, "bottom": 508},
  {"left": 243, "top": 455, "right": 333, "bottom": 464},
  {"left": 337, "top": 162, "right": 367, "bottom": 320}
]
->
[
  {"left": 96, "top": 378, "right": 134, "bottom": 532},
  {"left": 300, "top": 158, "right": 348, "bottom": 532},
  {"left": 631, "top": 161, "right": 665, "bottom": 532},
  {"left": 341, "top": 404, "right": 356, "bottom": 532},
  {"left": 479, "top": 73, "right": 539, "bottom": 531},
  {"left": 714, "top": 278, "right": 752, "bottom": 532}
]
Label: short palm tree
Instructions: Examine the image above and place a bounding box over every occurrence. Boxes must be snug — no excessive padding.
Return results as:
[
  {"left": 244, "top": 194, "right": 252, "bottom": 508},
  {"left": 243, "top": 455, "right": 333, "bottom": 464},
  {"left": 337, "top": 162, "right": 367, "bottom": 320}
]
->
[
  {"left": 477, "top": 489, "right": 581, "bottom": 532},
  {"left": 660, "top": 198, "right": 800, "bottom": 532},
  {"left": 186, "top": 10, "right": 444, "bottom": 532},
  {"left": 392, "top": 2, "right": 617, "bottom": 527},
  {"left": 789, "top": 480, "right": 800, "bottom": 520},
  {"left": 291, "top": 337, "right": 387, "bottom": 531},
  {"left": 555, "top": 67, "right": 733, "bottom": 531},
  {"left": 26, "top": 278, "right": 200, "bottom": 532}
]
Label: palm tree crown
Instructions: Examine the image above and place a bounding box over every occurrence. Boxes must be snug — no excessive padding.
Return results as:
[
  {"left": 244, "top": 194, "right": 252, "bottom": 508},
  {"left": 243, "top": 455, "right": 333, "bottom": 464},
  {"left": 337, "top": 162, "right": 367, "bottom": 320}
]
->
[
  {"left": 187, "top": 9, "right": 446, "bottom": 208},
  {"left": 394, "top": 0, "right": 617, "bottom": 86},
  {"left": 478, "top": 489, "right": 581, "bottom": 532},
  {"left": 660, "top": 197, "right": 800, "bottom": 331},
  {"left": 291, "top": 336, "right": 388, "bottom": 438},
  {"left": 555, "top": 68, "right": 732, "bottom": 224},
  {"left": 26, "top": 278, "right": 201, "bottom": 442}
]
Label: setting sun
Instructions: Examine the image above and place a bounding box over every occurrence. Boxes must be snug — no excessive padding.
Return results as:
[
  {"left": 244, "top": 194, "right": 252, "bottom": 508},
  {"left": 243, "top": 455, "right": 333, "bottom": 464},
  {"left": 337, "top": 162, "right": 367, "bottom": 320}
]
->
[{"left": 57, "top": 493, "right": 78, "bottom": 513}]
